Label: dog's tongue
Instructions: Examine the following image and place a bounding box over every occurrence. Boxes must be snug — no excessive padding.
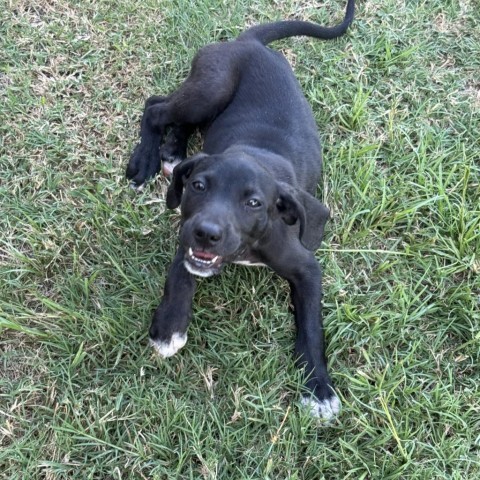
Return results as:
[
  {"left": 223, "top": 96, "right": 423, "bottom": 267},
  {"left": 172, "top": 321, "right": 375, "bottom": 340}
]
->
[{"left": 193, "top": 250, "right": 216, "bottom": 261}]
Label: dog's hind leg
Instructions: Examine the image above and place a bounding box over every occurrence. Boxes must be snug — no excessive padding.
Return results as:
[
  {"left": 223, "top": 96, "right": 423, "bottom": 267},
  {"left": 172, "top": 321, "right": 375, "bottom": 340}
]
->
[
  {"left": 160, "top": 124, "right": 195, "bottom": 176},
  {"left": 126, "top": 95, "right": 168, "bottom": 186},
  {"left": 126, "top": 43, "right": 242, "bottom": 186}
]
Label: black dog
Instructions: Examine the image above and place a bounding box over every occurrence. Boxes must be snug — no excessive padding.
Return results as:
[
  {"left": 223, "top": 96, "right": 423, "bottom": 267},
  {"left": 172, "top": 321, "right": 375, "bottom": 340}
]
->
[{"left": 127, "top": 0, "right": 354, "bottom": 420}]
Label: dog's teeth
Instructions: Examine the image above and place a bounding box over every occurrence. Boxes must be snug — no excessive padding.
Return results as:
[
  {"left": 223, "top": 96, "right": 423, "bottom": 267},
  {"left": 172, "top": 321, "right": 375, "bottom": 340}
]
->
[
  {"left": 188, "top": 248, "right": 193, "bottom": 256},
  {"left": 212, "top": 256, "right": 218, "bottom": 262}
]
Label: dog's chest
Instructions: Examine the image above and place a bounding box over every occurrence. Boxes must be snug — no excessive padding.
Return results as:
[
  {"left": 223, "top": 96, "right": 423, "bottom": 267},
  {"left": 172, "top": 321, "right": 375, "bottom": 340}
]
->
[
  {"left": 232, "top": 249, "right": 266, "bottom": 268},
  {"left": 233, "top": 259, "right": 267, "bottom": 267}
]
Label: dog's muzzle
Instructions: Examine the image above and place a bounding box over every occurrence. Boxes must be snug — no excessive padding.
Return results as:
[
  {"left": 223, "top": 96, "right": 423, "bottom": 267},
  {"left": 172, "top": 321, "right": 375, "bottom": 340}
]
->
[{"left": 184, "top": 248, "right": 224, "bottom": 277}]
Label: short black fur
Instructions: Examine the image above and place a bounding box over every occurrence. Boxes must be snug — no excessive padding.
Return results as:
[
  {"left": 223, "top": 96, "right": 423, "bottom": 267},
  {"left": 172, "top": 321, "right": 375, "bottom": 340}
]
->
[{"left": 127, "top": 0, "right": 355, "bottom": 419}]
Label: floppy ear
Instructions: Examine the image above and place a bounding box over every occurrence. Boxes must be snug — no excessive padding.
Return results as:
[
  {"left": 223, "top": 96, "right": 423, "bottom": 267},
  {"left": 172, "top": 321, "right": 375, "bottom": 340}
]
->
[
  {"left": 166, "top": 153, "right": 208, "bottom": 209},
  {"left": 276, "top": 182, "right": 330, "bottom": 251}
]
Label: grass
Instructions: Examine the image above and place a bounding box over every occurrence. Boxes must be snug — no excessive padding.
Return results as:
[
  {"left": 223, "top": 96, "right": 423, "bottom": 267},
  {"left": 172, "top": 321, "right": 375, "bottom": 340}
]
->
[{"left": 1, "top": 0, "right": 479, "bottom": 478}]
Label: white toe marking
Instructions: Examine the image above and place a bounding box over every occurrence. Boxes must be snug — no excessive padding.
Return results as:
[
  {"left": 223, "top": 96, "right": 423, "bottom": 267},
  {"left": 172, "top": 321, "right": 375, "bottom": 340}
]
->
[
  {"left": 301, "top": 394, "right": 341, "bottom": 421},
  {"left": 129, "top": 182, "right": 145, "bottom": 192},
  {"left": 151, "top": 332, "right": 187, "bottom": 358}
]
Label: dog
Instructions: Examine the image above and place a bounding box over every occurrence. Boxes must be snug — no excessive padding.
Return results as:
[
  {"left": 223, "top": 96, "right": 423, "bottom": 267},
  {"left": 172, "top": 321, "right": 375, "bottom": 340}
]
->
[{"left": 126, "top": 0, "right": 355, "bottom": 420}]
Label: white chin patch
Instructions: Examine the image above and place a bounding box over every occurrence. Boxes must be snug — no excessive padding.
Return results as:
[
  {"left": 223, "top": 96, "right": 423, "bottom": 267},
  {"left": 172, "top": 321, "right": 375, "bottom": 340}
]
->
[
  {"left": 184, "top": 260, "right": 216, "bottom": 278},
  {"left": 150, "top": 332, "right": 187, "bottom": 358},
  {"left": 301, "top": 394, "right": 341, "bottom": 421}
]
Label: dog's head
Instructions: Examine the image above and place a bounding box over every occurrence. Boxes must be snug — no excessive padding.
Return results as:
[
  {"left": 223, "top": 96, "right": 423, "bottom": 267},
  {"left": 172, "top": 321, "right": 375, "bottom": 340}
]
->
[{"left": 167, "top": 152, "right": 329, "bottom": 277}]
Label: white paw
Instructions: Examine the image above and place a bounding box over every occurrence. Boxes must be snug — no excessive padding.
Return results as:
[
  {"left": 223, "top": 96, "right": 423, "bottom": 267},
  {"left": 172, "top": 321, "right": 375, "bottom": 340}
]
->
[
  {"left": 129, "top": 181, "right": 145, "bottom": 192},
  {"left": 150, "top": 332, "right": 187, "bottom": 358},
  {"left": 301, "top": 394, "right": 341, "bottom": 421}
]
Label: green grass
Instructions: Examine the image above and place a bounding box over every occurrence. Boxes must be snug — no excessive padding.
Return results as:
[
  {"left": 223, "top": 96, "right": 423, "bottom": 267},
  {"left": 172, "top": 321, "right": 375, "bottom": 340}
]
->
[{"left": 1, "top": 0, "right": 479, "bottom": 478}]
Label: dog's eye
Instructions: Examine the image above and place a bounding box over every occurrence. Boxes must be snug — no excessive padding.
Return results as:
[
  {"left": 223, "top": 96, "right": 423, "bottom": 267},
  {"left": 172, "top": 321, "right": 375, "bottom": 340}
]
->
[
  {"left": 191, "top": 181, "right": 205, "bottom": 192},
  {"left": 246, "top": 198, "right": 261, "bottom": 208}
]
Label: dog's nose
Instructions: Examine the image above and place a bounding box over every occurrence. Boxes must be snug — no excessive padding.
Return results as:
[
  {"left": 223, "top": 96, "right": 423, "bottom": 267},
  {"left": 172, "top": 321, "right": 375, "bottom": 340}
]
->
[{"left": 194, "top": 221, "right": 223, "bottom": 245}]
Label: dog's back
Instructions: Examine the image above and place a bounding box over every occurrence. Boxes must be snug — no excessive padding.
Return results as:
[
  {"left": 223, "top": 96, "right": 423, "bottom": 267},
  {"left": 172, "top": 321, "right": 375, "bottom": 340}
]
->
[
  {"left": 201, "top": 0, "right": 355, "bottom": 191},
  {"left": 201, "top": 41, "right": 320, "bottom": 191}
]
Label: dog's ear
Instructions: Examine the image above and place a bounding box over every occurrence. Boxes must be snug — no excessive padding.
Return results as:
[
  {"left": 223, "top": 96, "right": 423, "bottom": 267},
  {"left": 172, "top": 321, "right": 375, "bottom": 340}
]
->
[
  {"left": 276, "top": 182, "right": 330, "bottom": 251},
  {"left": 166, "top": 153, "right": 208, "bottom": 209}
]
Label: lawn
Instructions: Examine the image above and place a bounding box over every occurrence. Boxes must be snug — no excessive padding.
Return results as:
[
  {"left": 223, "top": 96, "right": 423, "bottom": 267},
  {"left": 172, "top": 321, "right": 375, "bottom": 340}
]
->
[{"left": 1, "top": 0, "right": 479, "bottom": 478}]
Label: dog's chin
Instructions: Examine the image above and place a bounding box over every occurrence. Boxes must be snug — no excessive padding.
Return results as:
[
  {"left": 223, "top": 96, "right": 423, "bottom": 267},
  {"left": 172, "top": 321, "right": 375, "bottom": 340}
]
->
[{"left": 184, "top": 248, "right": 224, "bottom": 277}]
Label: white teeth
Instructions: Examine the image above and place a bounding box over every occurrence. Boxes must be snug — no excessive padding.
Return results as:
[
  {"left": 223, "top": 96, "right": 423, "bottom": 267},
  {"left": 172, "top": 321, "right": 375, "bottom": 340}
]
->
[
  {"left": 186, "top": 248, "right": 218, "bottom": 266},
  {"left": 192, "top": 256, "right": 213, "bottom": 265}
]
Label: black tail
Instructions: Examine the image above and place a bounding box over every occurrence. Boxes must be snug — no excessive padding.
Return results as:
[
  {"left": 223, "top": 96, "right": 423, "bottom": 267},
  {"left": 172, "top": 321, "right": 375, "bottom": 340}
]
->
[{"left": 237, "top": 0, "right": 354, "bottom": 45}]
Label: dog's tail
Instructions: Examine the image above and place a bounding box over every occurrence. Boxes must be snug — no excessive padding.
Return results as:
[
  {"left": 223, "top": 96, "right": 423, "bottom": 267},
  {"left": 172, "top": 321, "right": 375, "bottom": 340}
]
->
[{"left": 237, "top": 0, "right": 354, "bottom": 45}]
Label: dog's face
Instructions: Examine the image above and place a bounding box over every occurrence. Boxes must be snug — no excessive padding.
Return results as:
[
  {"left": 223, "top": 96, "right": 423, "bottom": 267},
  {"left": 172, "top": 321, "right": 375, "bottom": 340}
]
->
[
  {"left": 167, "top": 153, "right": 279, "bottom": 276},
  {"left": 167, "top": 152, "right": 330, "bottom": 277}
]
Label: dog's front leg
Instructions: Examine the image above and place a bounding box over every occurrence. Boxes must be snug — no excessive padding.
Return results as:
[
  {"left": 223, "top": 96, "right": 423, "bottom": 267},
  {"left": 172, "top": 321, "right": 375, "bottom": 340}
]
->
[
  {"left": 269, "top": 249, "right": 340, "bottom": 420},
  {"left": 290, "top": 260, "right": 340, "bottom": 420},
  {"left": 149, "top": 248, "right": 196, "bottom": 357}
]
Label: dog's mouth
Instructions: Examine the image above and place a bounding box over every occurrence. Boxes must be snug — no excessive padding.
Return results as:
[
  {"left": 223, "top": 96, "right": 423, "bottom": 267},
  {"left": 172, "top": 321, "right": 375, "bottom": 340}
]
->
[{"left": 184, "top": 248, "right": 224, "bottom": 277}]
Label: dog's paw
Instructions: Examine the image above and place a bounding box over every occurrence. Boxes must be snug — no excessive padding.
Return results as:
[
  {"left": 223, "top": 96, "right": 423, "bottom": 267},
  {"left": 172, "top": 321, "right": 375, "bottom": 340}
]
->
[
  {"left": 162, "top": 158, "right": 182, "bottom": 177},
  {"left": 150, "top": 332, "right": 187, "bottom": 358},
  {"left": 159, "top": 143, "right": 185, "bottom": 177},
  {"left": 126, "top": 142, "right": 161, "bottom": 187},
  {"left": 300, "top": 393, "right": 341, "bottom": 421}
]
